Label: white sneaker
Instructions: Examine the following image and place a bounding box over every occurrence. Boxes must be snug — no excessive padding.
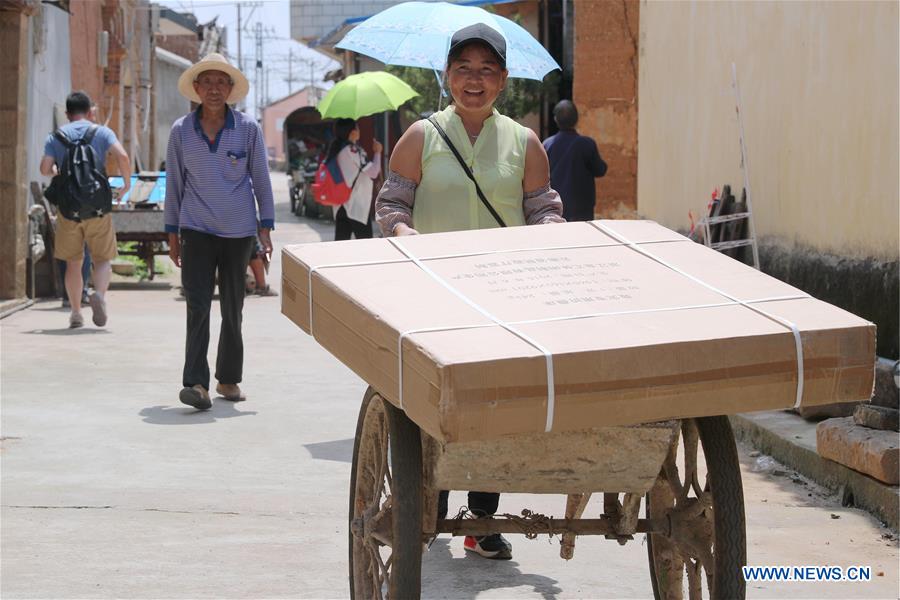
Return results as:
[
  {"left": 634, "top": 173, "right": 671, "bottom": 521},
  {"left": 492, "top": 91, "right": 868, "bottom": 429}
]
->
[
  {"left": 89, "top": 292, "right": 107, "bottom": 327},
  {"left": 69, "top": 312, "right": 84, "bottom": 329}
]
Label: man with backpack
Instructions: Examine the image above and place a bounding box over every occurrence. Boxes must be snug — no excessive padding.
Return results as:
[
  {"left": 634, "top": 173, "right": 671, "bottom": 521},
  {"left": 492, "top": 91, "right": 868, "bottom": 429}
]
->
[{"left": 40, "top": 91, "right": 131, "bottom": 329}]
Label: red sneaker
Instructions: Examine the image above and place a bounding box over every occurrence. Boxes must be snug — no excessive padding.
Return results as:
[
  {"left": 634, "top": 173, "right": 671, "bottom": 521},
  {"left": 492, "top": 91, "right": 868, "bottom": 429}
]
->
[{"left": 464, "top": 534, "right": 512, "bottom": 560}]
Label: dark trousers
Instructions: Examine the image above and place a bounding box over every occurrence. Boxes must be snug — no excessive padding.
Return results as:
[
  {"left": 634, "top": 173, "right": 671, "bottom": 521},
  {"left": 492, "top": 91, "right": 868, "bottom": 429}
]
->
[
  {"left": 334, "top": 205, "right": 372, "bottom": 241},
  {"left": 180, "top": 229, "right": 254, "bottom": 390},
  {"left": 437, "top": 490, "right": 500, "bottom": 520}
]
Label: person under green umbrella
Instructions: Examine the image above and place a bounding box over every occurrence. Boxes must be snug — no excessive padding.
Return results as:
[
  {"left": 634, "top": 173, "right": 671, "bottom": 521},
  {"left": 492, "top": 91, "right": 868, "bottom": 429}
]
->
[
  {"left": 317, "top": 71, "right": 418, "bottom": 120},
  {"left": 325, "top": 118, "right": 383, "bottom": 240}
]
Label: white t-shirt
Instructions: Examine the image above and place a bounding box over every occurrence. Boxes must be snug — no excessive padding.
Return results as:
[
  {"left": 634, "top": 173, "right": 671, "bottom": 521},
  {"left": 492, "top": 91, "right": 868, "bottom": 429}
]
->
[{"left": 333, "top": 143, "right": 382, "bottom": 224}]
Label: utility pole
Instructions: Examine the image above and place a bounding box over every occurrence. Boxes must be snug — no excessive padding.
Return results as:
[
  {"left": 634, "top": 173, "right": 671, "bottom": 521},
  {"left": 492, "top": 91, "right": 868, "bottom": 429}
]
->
[
  {"left": 254, "top": 21, "right": 263, "bottom": 120},
  {"left": 287, "top": 48, "right": 293, "bottom": 94},
  {"left": 236, "top": 3, "right": 242, "bottom": 71},
  {"left": 236, "top": 3, "right": 242, "bottom": 110}
]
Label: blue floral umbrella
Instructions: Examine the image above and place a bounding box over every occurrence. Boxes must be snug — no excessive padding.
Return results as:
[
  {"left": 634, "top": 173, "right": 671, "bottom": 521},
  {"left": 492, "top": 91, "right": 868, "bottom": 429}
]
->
[{"left": 335, "top": 1, "right": 559, "bottom": 81}]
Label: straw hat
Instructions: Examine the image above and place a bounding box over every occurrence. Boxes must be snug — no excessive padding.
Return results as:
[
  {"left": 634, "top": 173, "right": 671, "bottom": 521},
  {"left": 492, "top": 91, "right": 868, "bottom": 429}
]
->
[{"left": 177, "top": 53, "right": 249, "bottom": 104}]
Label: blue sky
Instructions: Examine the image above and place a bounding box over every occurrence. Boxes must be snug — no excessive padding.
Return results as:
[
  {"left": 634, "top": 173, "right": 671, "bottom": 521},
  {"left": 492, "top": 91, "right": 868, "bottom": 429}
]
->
[{"left": 159, "top": 0, "right": 338, "bottom": 118}]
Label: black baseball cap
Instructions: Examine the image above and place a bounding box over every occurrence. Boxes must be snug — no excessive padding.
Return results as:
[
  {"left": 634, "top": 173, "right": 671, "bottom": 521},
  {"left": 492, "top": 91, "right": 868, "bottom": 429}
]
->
[{"left": 448, "top": 23, "right": 507, "bottom": 67}]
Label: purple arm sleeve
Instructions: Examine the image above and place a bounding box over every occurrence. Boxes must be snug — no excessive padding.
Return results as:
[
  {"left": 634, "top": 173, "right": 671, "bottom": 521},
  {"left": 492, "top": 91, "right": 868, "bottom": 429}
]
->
[
  {"left": 523, "top": 183, "right": 566, "bottom": 225},
  {"left": 374, "top": 170, "right": 417, "bottom": 237}
]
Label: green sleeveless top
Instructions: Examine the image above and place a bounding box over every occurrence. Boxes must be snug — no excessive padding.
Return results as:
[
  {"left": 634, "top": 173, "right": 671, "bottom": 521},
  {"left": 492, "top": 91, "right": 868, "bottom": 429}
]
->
[{"left": 416, "top": 105, "right": 528, "bottom": 234}]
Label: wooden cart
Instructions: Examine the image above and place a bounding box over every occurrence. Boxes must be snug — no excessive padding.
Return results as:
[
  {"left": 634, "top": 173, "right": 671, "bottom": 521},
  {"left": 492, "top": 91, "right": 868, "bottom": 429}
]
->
[
  {"left": 349, "top": 387, "right": 747, "bottom": 600},
  {"left": 110, "top": 173, "right": 168, "bottom": 280},
  {"left": 111, "top": 208, "right": 167, "bottom": 280}
]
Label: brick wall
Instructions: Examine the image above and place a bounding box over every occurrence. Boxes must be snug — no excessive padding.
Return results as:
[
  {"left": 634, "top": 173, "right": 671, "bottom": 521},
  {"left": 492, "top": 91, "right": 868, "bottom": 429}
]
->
[
  {"left": 157, "top": 34, "right": 198, "bottom": 63},
  {"left": 101, "top": 0, "right": 124, "bottom": 145},
  {"left": 572, "top": 0, "right": 638, "bottom": 218},
  {"left": 69, "top": 0, "right": 104, "bottom": 110},
  {"left": 0, "top": 9, "right": 29, "bottom": 299}
]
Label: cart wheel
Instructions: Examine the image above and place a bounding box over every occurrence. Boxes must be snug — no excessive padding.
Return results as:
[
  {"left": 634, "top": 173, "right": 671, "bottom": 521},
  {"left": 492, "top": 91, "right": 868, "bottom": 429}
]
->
[
  {"left": 349, "top": 387, "right": 422, "bottom": 600},
  {"left": 646, "top": 417, "right": 746, "bottom": 599}
]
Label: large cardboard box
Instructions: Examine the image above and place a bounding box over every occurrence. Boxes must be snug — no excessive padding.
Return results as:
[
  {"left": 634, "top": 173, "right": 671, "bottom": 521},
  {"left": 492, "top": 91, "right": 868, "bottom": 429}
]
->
[{"left": 282, "top": 220, "right": 875, "bottom": 443}]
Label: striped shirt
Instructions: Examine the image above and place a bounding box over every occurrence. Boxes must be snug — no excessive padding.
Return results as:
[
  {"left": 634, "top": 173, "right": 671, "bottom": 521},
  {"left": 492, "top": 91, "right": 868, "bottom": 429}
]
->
[{"left": 164, "top": 106, "right": 275, "bottom": 237}]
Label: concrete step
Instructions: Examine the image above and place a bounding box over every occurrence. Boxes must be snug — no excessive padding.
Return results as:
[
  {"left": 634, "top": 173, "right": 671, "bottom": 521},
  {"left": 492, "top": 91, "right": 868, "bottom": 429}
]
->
[{"left": 731, "top": 410, "right": 899, "bottom": 529}]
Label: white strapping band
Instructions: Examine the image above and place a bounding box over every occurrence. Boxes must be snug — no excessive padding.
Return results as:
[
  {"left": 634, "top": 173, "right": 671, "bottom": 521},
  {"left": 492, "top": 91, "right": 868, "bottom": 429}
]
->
[
  {"left": 590, "top": 222, "right": 806, "bottom": 408},
  {"left": 396, "top": 293, "right": 809, "bottom": 415},
  {"left": 307, "top": 258, "right": 408, "bottom": 335},
  {"left": 302, "top": 228, "right": 810, "bottom": 426},
  {"left": 304, "top": 238, "right": 650, "bottom": 334},
  {"left": 388, "top": 237, "right": 558, "bottom": 431}
]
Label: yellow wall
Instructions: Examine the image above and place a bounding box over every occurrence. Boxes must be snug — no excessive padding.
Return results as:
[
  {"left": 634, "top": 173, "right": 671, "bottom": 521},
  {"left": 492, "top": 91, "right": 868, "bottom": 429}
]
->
[{"left": 637, "top": 0, "right": 898, "bottom": 260}]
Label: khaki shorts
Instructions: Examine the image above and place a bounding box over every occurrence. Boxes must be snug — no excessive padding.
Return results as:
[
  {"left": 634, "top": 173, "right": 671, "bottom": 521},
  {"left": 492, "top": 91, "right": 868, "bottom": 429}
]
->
[{"left": 55, "top": 213, "right": 118, "bottom": 263}]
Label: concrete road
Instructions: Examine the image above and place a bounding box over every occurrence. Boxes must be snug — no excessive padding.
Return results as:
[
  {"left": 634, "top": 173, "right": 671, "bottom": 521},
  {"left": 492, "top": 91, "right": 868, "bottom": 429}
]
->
[{"left": 2, "top": 174, "right": 897, "bottom": 599}]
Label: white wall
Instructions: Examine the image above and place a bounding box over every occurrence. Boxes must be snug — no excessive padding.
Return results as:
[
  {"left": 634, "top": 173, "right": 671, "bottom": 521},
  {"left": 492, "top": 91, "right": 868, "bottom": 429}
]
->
[
  {"left": 637, "top": 0, "right": 899, "bottom": 260},
  {"left": 26, "top": 4, "right": 72, "bottom": 192},
  {"left": 155, "top": 47, "right": 191, "bottom": 170}
]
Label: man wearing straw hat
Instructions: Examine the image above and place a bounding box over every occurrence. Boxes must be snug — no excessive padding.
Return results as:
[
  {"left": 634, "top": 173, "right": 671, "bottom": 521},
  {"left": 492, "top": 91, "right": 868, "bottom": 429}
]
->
[{"left": 165, "top": 53, "right": 275, "bottom": 410}]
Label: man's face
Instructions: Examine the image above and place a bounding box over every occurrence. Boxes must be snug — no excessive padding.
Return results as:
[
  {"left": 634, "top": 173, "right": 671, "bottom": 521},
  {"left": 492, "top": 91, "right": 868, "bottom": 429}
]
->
[{"left": 192, "top": 69, "right": 233, "bottom": 109}]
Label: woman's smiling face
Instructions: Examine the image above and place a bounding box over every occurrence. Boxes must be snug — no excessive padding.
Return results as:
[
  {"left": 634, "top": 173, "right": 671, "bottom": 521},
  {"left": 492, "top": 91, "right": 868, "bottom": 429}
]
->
[{"left": 446, "top": 43, "right": 508, "bottom": 114}]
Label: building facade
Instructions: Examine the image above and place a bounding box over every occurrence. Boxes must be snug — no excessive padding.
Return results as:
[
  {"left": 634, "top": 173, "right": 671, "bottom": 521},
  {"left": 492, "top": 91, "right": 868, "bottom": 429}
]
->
[
  {"left": 290, "top": 0, "right": 398, "bottom": 47},
  {"left": 154, "top": 46, "right": 192, "bottom": 170},
  {"left": 572, "top": 0, "right": 638, "bottom": 219},
  {"left": 0, "top": 0, "right": 36, "bottom": 302},
  {"left": 261, "top": 86, "right": 326, "bottom": 168},
  {"left": 635, "top": 0, "right": 898, "bottom": 357},
  {"left": 0, "top": 0, "right": 214, "bottom": 302}
]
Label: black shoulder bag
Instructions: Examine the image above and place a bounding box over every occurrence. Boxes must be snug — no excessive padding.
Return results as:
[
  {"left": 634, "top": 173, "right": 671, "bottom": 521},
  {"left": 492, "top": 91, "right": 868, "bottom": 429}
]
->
[{"left": 426, "top": 117, "right": 506, "bottom": 228}]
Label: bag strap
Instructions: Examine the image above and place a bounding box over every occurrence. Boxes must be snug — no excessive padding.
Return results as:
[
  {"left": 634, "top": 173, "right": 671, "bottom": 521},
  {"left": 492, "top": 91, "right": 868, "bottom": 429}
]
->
[
  {"left": 81, "top": 124, "right": 100, "bottom": 145},
  {"left": 53, "top": 129, "right": 72, "bottom": 149},
  {"left": 426, "top": 117, "right": 506, "bottom": 228},
  {"left": 347, "top": 151, "right": 365, "bottom": 192}
]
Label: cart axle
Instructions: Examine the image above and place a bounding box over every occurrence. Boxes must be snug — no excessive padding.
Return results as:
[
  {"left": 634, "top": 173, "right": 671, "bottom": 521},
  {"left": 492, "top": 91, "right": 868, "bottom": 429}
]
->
[{"left": 435, "top": 516, "right": 668, "bottom": 538}]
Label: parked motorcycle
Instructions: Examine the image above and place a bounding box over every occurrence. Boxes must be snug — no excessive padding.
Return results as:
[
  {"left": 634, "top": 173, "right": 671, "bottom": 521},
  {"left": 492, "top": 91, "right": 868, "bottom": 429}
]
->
[{"left": 284, "top": 107, "right": 334, "bottom": 221}]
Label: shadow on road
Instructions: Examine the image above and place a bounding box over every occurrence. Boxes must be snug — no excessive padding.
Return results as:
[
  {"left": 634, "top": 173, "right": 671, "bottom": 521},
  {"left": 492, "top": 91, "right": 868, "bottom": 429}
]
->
[
  {"left": 303, "top": 438, "right": 354, "bottom": 463},
  {"left": 139, "top": 400, "right": 257, "bottom": 424},
  {"left": 421, "top": 538, "right": 562, "bottom": 600},
  {"left": 109, "top": 281, "right": 173, "bottom": 291},
  {"left": 22, "top": 328, "right": 110, "bottom": 335}
]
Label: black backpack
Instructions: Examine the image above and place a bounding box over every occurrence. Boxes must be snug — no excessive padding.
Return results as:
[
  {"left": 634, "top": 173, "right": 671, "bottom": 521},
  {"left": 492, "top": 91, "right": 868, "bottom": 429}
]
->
[{"left": 44, "top": 125, "right": 113, "bottom": 221}]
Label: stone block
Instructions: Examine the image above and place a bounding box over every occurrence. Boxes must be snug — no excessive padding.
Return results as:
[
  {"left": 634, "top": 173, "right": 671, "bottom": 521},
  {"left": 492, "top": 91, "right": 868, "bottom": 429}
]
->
[
  {"left": 872, "top": 357, "right": 899, "bottom": 410},
  {"left": 854, "top": 404, "right": 900, "bottom": 432},
  {"left": 796, "top": 401, "right": 861, "bottom": 421},
  {"left": 816, "top": 417, "right": 899, "bottom": 485}
]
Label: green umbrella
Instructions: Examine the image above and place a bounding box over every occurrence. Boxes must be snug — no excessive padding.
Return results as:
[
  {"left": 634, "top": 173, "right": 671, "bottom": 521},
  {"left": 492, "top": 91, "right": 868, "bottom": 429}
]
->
[{"left": 317, "top": 71, "right": 419, "bottom": 120}]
